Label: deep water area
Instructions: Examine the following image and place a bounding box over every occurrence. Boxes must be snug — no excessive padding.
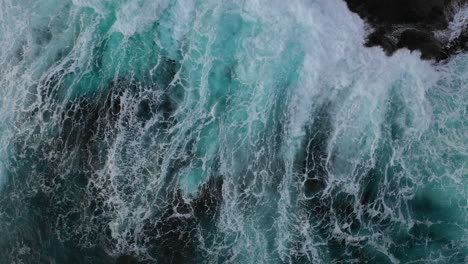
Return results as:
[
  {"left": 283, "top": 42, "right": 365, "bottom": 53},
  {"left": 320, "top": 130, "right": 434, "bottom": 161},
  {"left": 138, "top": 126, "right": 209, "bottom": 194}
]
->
[{"left": 0, "top": 0, "right": 466, "bottom": 263}]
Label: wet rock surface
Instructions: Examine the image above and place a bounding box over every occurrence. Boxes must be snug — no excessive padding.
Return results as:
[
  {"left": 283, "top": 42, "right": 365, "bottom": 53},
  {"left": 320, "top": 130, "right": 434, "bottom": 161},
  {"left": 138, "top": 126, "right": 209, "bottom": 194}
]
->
[{"left": 344, "top": 0, "right": 468, "bottom": 61}]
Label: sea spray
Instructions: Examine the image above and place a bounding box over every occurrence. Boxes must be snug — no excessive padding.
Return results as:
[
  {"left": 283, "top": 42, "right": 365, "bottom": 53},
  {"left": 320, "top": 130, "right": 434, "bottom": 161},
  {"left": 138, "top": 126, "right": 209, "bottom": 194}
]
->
[{"left": 0, "top": 0, "right": 466, "bottom": 263}]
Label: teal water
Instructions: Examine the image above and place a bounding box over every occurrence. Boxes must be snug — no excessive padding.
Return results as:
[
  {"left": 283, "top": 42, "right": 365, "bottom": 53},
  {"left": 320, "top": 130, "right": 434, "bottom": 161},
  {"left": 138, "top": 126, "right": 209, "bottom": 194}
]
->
[{"left": 0, "top": 0, "right": 466, "bottom": 263}]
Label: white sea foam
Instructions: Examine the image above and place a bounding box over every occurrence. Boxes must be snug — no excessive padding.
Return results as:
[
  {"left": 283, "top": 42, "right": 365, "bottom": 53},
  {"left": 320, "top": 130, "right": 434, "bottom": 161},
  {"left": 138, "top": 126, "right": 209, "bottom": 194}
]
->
[
  {"left": 113, "top": 0, "right": 171, "bottom": 36},
  {"left": 0, "top": 0, "right": 466, "bottom": 263},
  {"left": 435, "top": 3, "right": 468, "bottom": 45}
]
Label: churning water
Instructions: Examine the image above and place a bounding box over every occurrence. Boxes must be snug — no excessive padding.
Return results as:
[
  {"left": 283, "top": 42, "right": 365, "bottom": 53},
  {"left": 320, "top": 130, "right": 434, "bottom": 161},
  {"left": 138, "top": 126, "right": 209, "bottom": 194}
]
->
[{"left": 0, "top": 0, "right": 466, "bottom": 263}]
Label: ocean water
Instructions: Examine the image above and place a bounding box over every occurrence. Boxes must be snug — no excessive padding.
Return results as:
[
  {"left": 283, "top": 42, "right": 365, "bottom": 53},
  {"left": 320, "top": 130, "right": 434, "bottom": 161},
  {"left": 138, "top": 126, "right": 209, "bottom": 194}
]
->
[{"left": 0, "top": 0, "right": 466, "bottom": 263}]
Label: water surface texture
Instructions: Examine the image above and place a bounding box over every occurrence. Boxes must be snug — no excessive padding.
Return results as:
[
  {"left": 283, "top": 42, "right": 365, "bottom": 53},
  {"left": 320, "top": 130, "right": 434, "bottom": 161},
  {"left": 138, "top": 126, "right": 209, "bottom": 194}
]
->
[{"left": 0, "top": 0, "right": 467, "bottom": 263}]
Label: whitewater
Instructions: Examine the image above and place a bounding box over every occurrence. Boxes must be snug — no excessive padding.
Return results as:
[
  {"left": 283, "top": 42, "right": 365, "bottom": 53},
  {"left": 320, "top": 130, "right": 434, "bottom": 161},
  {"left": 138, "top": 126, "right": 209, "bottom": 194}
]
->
[{"left": 0, "top": 0, "right": 466, "bottom": 263}]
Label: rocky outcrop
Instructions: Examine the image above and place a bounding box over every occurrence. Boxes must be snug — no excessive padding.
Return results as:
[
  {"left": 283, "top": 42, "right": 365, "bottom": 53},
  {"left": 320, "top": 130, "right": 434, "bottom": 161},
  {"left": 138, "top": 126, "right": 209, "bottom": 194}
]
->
[{"left": 344, "top": 0, "right": 468, "bottom": 61}]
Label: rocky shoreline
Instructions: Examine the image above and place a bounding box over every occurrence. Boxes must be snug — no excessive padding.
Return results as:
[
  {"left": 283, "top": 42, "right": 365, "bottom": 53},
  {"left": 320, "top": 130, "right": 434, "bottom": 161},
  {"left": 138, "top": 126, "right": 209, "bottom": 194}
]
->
[{"left": 344, "top": 0, "right": 468, "bottom": 61}]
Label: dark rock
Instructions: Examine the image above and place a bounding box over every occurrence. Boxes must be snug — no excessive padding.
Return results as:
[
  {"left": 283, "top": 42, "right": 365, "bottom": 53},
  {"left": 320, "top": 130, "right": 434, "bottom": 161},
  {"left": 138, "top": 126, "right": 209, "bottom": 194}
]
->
[
  {"left": 344, "top": 0, "right": 468, "bottom": 61},
  {"left": 398, "top": 29, "right": 445, "bottom": 60},
  {"left": 345, "top": 0, "right": 448, "bottom": 27}
]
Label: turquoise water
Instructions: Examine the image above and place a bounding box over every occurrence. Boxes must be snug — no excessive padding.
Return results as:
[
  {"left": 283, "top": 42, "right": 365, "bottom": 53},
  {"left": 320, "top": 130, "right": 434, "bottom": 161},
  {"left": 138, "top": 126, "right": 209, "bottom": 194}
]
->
[{"left": 0, "top": 0, "right": 466, "bottom": 263}]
